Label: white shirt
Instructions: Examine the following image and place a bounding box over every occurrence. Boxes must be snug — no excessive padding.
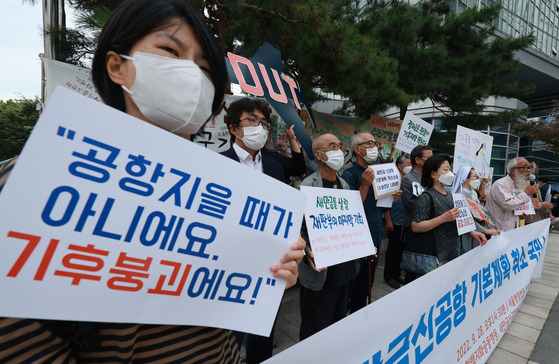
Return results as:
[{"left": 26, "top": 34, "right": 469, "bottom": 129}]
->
[
  {"left": 233, "top": 143, "right": 263, "bottom": 173},
  {"left": 485, "top": 175, "right": 530, "bottom": 231}
]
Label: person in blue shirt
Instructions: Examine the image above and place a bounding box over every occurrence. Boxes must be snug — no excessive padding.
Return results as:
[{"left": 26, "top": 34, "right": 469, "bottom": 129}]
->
[
  {"left": 341, "top": 133, "right": 399, "bottom": 312},
  {"left": 383, "top": 154, "right": 410, "bottom": 289}
]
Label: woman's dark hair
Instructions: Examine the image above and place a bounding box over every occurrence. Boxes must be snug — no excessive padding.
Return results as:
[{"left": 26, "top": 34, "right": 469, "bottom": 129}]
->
[
  {"left": 226, "top": 97, "right": 272, "bottom": 144},
  {"left": 92, "top": 0, "right": 227, "bottom": 117},
  {"left": 421, "top": 155, "right": 451, "bottom": 187}
]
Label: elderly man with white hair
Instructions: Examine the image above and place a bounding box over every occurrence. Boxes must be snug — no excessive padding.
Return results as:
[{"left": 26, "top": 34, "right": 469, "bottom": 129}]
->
[
  {"left": 341, "top": 133, "right": 399, "bottom": 307},
  {"left": 486, "top": 157, "right": 540, "bottom": 231}
]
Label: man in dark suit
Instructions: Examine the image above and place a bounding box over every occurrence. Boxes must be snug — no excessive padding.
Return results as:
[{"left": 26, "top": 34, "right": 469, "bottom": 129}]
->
[
  {"left": 221, "top": 97, "right": 306, "bottom": 185},
  {"left": 221, "top": 97, "right": 305, "bottom": 363}
]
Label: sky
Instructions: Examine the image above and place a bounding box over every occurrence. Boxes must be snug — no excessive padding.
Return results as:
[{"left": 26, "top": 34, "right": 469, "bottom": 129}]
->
[{"left": 0, "top": 1, "right": 77, "bottom": 102}]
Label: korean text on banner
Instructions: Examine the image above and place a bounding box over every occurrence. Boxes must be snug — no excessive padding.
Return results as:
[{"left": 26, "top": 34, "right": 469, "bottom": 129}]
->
[
  {"left": 0, "top": 87, "right": 306, "bottom": 337},
  {"left": 453, "top": 125, "right": 494, "bottom": 179},
  {"left": 453, "top": 193, "right": 476, "bottom": 235},
  {"left": 466, "top": 198, "right": 496, "bottom": 226},
  {"left": 370, "top": 163, "right": 401, "bottom": 200},
  {"left": 300, "top": 186, "right": 376, "bottom": 268},
  {"left": 265, "top": 219, "right": 550, "bottom": 364},
  {"left": 394, "top": 112, "right": 434, "bottom": 154},
  {"left": 43, "top": 58, "right": 101, "bottom": 103},
  {"left": 369, "top": 115, "right": 402, "bottom": 146}
]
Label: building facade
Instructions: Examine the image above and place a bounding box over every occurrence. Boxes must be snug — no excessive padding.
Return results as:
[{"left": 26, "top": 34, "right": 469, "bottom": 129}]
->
[{"left": 394, "top": 0, "right": 559, "bottom": 183}]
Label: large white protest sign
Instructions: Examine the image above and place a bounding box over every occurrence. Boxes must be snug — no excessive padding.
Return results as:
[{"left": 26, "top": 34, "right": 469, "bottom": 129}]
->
[
  {"left": 43, "top": 58, "right": 101, "bottom": 103},
  {"left": 453, "top": 193, "right": 476, "bottom": 235},
  {"left": 265, "top": 219, "right": 550, "bottom": 364},
  {"left": 0, "top": 87, "right": 306, "bottom": 336},
  {"left": 370, "top": 163, "right": 400, "bottom": 199},
  {"left": 394, "top": 112, "right": 434, "bottom": 154},
  {"left": 453, "top": 125, "right": 494, "bottom": 179},
  {"left": 300, "top": 187, "right": 375, "bottom": 268}
]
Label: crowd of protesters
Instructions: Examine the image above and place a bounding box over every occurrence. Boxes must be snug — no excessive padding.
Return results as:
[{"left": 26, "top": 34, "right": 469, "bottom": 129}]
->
[{"left": 0, "top": 0, "right": 556, "bottom": 361}]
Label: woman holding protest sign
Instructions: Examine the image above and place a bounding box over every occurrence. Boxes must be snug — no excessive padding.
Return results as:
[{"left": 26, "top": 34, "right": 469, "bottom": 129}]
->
[
  {"left": 462, "top": 168, "right": 489, "bottom": 205},
  {"left": 410, "top": 156, "right": 486, "bottom": 267},
  {"left": 457, "top": 167, "right": 500, "bottom": 253},
  {"left": 0, "top": 0, "right": 304, "bottom": 362}
]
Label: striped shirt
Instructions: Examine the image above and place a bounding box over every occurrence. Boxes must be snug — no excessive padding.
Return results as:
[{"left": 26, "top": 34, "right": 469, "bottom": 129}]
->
[
  {"left": 0, "top": 319, "right": 239, "bottom": 363},
  {"left": 0, "top": 161, "right": 240, "bottom": 363}
]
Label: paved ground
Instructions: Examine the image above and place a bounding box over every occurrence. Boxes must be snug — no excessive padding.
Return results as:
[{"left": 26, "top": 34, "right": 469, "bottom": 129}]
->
[{"left": 267, "top": 229, "right": 559, "bottom": 363}]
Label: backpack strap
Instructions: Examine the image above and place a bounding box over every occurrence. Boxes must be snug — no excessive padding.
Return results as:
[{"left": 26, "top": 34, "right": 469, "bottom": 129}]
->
[{"left": 347, "top": 167, "right": 359, "bottom": 187}]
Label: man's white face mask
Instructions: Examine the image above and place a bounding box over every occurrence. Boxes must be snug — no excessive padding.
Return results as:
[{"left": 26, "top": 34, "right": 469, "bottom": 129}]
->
[
  {"left": 236, "top": 125, "right": 269, "bottom": 151},
  {"left": 359, "top": 146, "right": 378, "bottom": 164},
  {"left": 320, "top": 149, "right": 345, "bottom": 171}
]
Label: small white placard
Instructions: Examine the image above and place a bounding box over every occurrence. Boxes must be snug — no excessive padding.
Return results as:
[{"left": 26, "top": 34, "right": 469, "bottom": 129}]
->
[
  {"left": 300, "top": 186, "right": 376, "bottom": 268},
  {"left": 515, "top": 199, "right": 536, "bottom": 215},
  {"left": 370, "top": 163, "right": 401, "bottom": 199},
  {"left": 394, "top": 112, "right": 434, "bottom": 154},
  {"left": 453, "top": 193, "right": 476, "bottom": 235}
]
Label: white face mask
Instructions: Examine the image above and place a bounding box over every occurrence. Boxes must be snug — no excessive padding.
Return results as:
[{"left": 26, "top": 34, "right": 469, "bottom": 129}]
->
[
  {"left": 403, "top": 166, "right": 412, "bottom": 175},
  {"left": 437, "top": 171, "right": 455, "bottom": 186},
  {"left": 469, "top": 179, "right": 481, "bottom": 191},
  {"left": 121, "top": 52, "right": 215, "bottom": 135},
  {"left": 320, "top": 150, "right": 345, "bottom": 171},
  {"left": 359, "top": 146, "right": 378, "bottom": 164},
  {"left": 236, "top": 125, "right": 269, "bottom": 151}
]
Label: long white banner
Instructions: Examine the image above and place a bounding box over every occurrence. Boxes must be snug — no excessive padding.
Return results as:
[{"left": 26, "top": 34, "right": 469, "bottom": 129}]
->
[
  {"left": 0, "top": 87, "right": 306, "bottom": 336},
  {"left": 266, "top": 219, "right": 549, "bottom": 363}
]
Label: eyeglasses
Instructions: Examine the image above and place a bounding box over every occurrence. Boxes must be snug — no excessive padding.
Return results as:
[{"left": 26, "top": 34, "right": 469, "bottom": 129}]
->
[
  {"left": 239, "top": 117, "right": 271, "bottom": 130},
  {"left": 319, "top": 142, "right": 346, "bottom": 152},
  {"left": 514, "top": 166, "right": 532, "bottom": 171},
  {"left": 358, "top": 140, "right": 381, "bottom": 149}
]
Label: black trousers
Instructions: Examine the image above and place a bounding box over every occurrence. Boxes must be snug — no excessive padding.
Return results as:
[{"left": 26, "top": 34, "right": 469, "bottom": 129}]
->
[
  {"left": 384, "top": 225, "right": 404, "bottom": 281},
  {"left": 299, "top": 282, "right": 349, "bottom": 341},
  {"left": 348, "top": 257, "right": 376, "bottom": 313},
  {"left": 233, "top": 318, "right": 276, "bottom": 364}
]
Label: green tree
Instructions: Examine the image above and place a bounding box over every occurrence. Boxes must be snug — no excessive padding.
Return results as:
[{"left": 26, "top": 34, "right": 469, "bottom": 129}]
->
[
  {"left": 0, "top": 98, "right": 40, "bottom": 161},
  {"left": 34, "top": 0, "right": 405, "bottom": 110},
  {"left": 513, "top": 100, "right": 559, "bottom": 153},
  {"left": 208, "top": 0, "right": 406, "bottom": 111},
  {"left": 29, "top": 0, "right": 535, "bottom": 127},
  {"left": 359, "top": 0, "right": 534, "bottom": 127}
]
